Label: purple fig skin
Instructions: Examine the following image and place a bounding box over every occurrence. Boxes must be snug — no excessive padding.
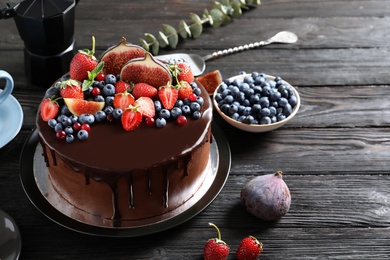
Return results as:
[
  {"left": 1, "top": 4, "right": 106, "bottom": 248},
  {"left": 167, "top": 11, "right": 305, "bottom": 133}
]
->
[
  {"left": 120, "top": 52, "right": 172, "bottom": 88},
  {"left": 100, "top": 37, "right": 146, "bottom": 76},
  {"left": 241, "top": 171, "right": 291, "bottom": 221}
]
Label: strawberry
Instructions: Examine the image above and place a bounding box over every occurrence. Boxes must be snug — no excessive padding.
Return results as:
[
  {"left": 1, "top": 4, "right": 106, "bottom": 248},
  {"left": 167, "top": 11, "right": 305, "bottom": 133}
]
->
[
  {"left": 177, "top": 81, "right": 193, "bottom": 100},
  {"left": 60, "top": 79, "right": 84, "bottom": 99},
  {"left": 113, "top": 92, "right": 135, "bottom": 110},
  {"left": 132, "top": 82, "right": 158, "bottom": 99},
  {"left": 135, "top": 97, "right": 155, "bottom": 118},
  {"left": 236, "top": 236, "right": 263, "bottom": 260},
  {"left": 40, "top": 97, "right": 60, "bottom": 122},
  {"left": 115, "top": 81, "right": 130, "bottom": 94},
  {"left": 177, "top": 62, "right": 194, "bottom": 83},
  {"left": 121, "top": 106, "right": 142, "bottom": 131},
  {"left": 204, "top": 223, "right": 230, "bottom": 260},
  {"left": 69, "top": 36, "right": 98, "bottom": 82},
  {"left": 158, "top": 84, "right": 178, "bottom": 110}
]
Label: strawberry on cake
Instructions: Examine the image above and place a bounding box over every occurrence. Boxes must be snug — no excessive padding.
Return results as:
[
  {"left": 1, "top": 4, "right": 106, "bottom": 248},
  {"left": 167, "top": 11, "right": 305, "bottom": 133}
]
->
[{"left": 36, "top": 37, "right": 213, "bottom": 227}]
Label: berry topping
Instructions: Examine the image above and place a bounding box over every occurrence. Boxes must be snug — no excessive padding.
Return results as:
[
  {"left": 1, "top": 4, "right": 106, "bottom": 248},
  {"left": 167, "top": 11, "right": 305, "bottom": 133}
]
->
[
  {"left": 177, "top": 81, "right": 194, "bottom": 100},
  {"left": 115, "top": 81, "right": 130, "bottom": 94},
  {"left": 134, "top": 97, "right": 155, "bottom": 118},
  {"left": 60, "top": 80, "right": 84, "bottom": 99},
  {"left": 69, "top": 36, "right": 98, "bottom": 82},
  {"left": 131, "top": 82, "right": 158, "bottom": 99},
  {"left": 121, "top": 106, "right": 142, "bottom": 131},
  {"left": 176, "top": 115, "right": 187, "bottom": 126},
  {"left": 40, "top": 97, "right": 60, "bottom": 122},
  {"left": 113, "top": 92, "right": 135, "bottom": 110},
  {"left": 158, "top": 84, "right": 178, "bottom": 110}
]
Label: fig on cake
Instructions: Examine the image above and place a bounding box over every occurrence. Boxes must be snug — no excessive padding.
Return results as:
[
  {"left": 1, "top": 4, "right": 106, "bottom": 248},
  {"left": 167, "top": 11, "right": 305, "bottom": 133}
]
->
[
  {"left": 120, "top": 52, "right": 172, "bottom": 88},
  {"left": 100, "top": 37, "right": 146, "bottom": 76}
]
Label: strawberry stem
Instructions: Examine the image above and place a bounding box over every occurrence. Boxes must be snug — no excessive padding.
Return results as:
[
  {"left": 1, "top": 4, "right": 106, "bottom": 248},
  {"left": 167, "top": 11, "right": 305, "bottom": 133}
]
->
[{"left": 208, "top": 223, "right": 222, "bottom": 240}]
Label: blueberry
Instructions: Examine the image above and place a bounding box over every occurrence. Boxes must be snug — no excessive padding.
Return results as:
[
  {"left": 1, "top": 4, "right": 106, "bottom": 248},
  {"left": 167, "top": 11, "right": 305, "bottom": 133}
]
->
[
  {"left": 242, "top": 99, "right": 251, "bottom": 107},
  {"left": 69, "top": 115, "right": 78, "bottom": 123},
  {"left": 278, "top": 97, "right": 289, "bottom": 107},
  {"left": 95, "top": 95, "right": 105, "bottom": 102},
  {"left": 228, "top": 104, "right": 239, "bottom": 115},
  {"left": 155, "top": 118, "right": 167, "bottom": 128},
  {"left": 261, "top": 107, "right": 271, "bottom": 117},
  {"left": 252, "top": 104, "right": 262, "bottom": 113},
  {"left": 192, "top": 87, "right": 201, "bottom": 96},
  {"left": 269, "top": 106, "right": 277, "bottom": 117},
  {"left": 259, "top": 97, "right": 270, "bottom": 108},
  {"left": 181, "top": 105, "right": 191, "bottom": 116},
  {"left": 214, "top": 93, "right": 223, "bottom": 102},
  {"left": 283, "top": 103, "right": 293, "bottom": 116},
  {"left": 175, "top": 100, "right": 184, "bottom": 108},
  {"left": 260, "top": 116, "right": 272, "bottom": 125},
  {"left": 48, "top": 119, "right": 57, "bottom": 128},
  {"left": 159, "top": 109, "right": 171, "bottom": 120},
  {"left": 280, "top": 88, "right": 290, "bottom": 99},
  {"left": 61, "top": 105, "right": 71, "bottom": 116},
  {"left": 112, "top": 108, "right": 123, "bottom": 119},
  {"left": 97, "top": 81, "right": 105, "bottom": 89},
  {"left": 249, "top": 94, "right": 260, "bottom": 104},
  {"left": 105, "top": 74, "right": 117, "bottom": 85},
  {"left": 196, "top": 96, "right": 204, "bottom": 105},
  {"left": 66, "top": 134, "right": 75, "bottom": 143},
  {"left": 95, "top": 110, "right": 106, "bottom": 122},
  {"left": 243, "top": 115, "right": 255, "bottom": 124},
  {"left": 190, "top": 81, "right": 198, "bottom": 89},
  {"left": 54, "top": 123, "right": 63, "bottom": 132},
  {"left": 154, "top": 100, "right": 162, "bottom": 113},
  {"left": 277, "top": 113, "right": 286, "bottom": 122},
  {"left": 170, "top": 107, "right": 182, "bottom": 119},
  {"left": 231, "top": 113, "right": 240, "bottom": 121},
  {"left": 190, "top": 102, "right": 201, "bottom": 112},
  {"left": 61, "top": 116, "right": 72, "bottom": 127},
  {"left": 289, "top": 95, "right": 297, "bottom": 107},
  {"left": 77, "top": 130, "right": 89, "bottom": 141},
  {"left": 105, "top": 96, "right": 114, "bottom": 106},
  {"left": 64, "top": 126, "right": 74, "bottom": 135},
  {"left": 79, "top": 114, "right": 95, "bottom": 124},
  {"left": 244, "top": 76, "right": 254, "bottom": 84},
  {"left": 270, "top": 90, "right": 282, "bottom": 101},
  {"left": 44, "top": 85, "right": 61, "bottom": 99},
  {"left": 261, "top": 85, "right": 272, "bottom": 97},
  {"left": 104, "top": 106, "right": 114, "bottom": 115},
  {"left": 102, "top": 84, "right": 116, "bottom": 96},
  {"left": 192, "top": 111, "right": 201, "bottom": 119},
  {"left": 243, "top": 107, "right": 252, "bottom": 116}
]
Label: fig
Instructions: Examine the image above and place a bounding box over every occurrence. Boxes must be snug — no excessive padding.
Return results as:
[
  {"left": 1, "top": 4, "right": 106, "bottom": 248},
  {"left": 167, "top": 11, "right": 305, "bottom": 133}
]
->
[
  {"left": 196, "top": 69, "right": 223, "bottom": 95},
  {"left": 100, "top": 37, "right": 146, "bottom": 76},
  {"left": 241, "top": 171, "right": 291, "bottom": 221},
  {"left": 64, "top": 98, "right": 105, "bottom": 116},
  {"left": 120, "top": 52, "right": 172, "bottom": 88}
]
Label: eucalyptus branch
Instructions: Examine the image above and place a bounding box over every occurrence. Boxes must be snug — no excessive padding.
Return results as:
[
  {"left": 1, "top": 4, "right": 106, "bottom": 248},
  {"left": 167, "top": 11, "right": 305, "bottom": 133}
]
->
[{"left": 139, "top": 0, "right": 261, "bottom": 55}]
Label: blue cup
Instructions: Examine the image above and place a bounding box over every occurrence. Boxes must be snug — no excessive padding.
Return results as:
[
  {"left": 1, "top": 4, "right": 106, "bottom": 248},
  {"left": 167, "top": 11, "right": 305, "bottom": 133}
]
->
[{"left": 0, "top": 70, "right": 14, "bottom": 105}]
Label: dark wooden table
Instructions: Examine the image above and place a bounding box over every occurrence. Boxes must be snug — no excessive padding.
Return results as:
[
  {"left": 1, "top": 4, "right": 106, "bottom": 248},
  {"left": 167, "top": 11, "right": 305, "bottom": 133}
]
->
[{"left": 1, "top": 0, "right": 390, "bottom": 259}]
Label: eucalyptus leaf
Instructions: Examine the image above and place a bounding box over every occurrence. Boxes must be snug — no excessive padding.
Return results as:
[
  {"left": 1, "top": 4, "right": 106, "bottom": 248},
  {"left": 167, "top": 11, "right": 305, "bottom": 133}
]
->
[
  {"left": 144, "top": 33, "right": 157, "bottom": 43},
  {"left": 151, "top": 41, "right": 160, "bottom": 55},
  {"left": 190, "top": 22, "right": 203, "bottom": 38},
  {"left": 139, "top": 38, "right": 150, "bottom": 52},
  {"left": 162, "top": 24, "right": 179, "bottom": 48},
  {"left": 210, "top": 8, "right": 225, "bottom": 27},
  {"left": 179, "top": 20, "right": 191, "bottom": 38},
  {"left": 157, "top": 31, "right": 169, "bottom": 48},
  {"left": 189, "top": 12, "right": 202, "bottom": 25}
]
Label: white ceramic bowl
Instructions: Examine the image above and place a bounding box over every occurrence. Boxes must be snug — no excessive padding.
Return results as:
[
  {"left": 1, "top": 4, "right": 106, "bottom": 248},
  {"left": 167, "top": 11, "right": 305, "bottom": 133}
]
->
[{"left": 213, "top": 73, "right": 300, "bottom": 133}]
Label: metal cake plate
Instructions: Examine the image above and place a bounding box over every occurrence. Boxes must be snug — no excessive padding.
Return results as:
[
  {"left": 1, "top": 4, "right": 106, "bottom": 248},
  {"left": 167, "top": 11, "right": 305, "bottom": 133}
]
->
[{"left": 19, "top": 123, "right": 231, "bottom": 237}]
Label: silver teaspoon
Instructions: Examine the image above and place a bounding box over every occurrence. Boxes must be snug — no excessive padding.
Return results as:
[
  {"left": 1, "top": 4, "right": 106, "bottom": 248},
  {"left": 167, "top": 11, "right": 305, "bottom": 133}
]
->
[{"left": 156, "top": 31, "right": 298, "bottom": 76}]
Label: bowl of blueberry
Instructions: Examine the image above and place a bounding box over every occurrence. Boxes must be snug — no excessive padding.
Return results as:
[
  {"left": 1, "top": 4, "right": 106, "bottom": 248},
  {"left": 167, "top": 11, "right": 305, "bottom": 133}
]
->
[{"left": 213, "top": 72, "right": 300, "bottom": 133}]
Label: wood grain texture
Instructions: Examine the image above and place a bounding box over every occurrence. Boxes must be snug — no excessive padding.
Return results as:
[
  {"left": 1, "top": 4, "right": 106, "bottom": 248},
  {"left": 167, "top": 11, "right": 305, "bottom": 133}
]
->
[{"left": 1, "top": 0, "right": 390, "bottom": 259}]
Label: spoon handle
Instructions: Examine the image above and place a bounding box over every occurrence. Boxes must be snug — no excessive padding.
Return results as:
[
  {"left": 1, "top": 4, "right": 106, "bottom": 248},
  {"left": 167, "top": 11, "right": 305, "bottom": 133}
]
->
[{"left": 202, "top": 31, "right": 297, "bottom": 61}]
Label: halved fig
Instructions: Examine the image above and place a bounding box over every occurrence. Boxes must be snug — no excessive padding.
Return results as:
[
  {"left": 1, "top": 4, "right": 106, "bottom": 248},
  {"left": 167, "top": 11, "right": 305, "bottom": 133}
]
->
[
  {"left": 120, "top": 52, "right": 172, "bottom": 88},
  {"left": 64, "top": 98, "right": 105, "bottom": 116},
  {"left": 100, "top": 37, "right": 146, "bottom": 76}
]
